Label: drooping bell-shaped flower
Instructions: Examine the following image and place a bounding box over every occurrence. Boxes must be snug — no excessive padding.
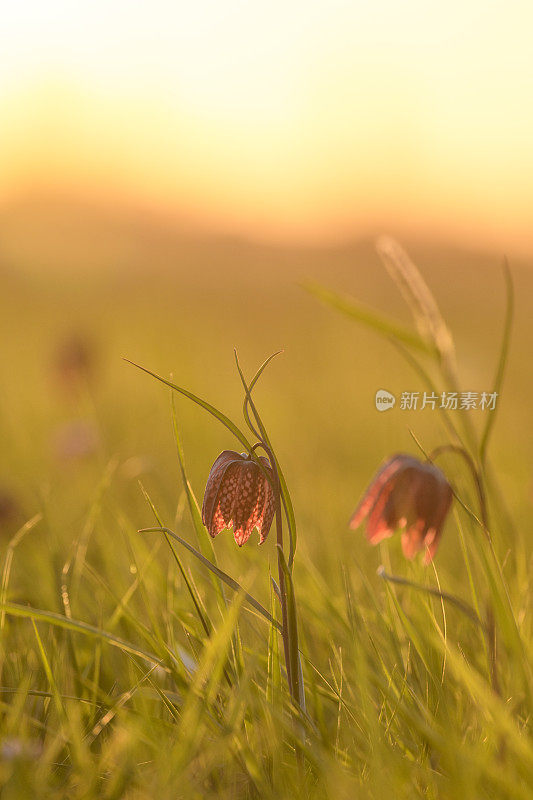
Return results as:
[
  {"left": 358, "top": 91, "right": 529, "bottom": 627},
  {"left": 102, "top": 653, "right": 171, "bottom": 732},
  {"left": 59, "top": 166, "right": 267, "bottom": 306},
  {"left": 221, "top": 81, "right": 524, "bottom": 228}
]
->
[
  {"left": 349, "top": 453, "right": 453, "bottom": 563},
  {"left": 201, "top": 450, "right": 276, "bottom": 546}
]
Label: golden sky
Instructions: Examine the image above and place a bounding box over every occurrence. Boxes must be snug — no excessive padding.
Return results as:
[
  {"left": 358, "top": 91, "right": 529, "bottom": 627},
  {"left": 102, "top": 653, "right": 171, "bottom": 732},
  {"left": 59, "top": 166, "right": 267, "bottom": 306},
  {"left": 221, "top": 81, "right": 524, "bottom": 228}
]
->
[{"left": 1, "top": 1, "right": 533, "bottom": 252}]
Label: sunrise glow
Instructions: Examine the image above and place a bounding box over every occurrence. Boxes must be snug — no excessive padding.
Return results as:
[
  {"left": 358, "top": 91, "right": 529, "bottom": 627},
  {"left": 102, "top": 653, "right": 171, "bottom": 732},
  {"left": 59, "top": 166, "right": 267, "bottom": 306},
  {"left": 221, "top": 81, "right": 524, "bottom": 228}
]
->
[{"left": 1, "top": 0, "right": 532, "bottom": 251}]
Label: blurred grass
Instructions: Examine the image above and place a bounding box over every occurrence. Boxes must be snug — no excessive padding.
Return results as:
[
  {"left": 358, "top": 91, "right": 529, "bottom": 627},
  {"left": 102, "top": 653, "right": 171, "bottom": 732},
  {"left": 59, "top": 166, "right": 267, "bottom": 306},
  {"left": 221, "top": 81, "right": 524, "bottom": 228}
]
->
[{"left": 0, "top": 197, "right": 531, "bottom": 798}]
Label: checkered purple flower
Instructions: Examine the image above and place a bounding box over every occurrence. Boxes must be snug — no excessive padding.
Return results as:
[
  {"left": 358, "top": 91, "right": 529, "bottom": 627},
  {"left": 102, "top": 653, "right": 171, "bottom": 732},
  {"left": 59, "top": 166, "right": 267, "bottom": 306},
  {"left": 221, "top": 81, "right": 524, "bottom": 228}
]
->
[
  {"left": 202, "top": 450, "right": 275, "bottom": 546},
  {"left": 349, "top": 454, "right": 453, "bottom": 563}
]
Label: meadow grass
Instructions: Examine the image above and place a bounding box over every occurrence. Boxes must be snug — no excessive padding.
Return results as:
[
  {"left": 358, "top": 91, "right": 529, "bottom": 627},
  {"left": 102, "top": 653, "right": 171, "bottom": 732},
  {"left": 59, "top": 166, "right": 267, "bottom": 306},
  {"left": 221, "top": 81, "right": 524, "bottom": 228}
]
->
[{"left": 0, "top": 227, "right": 531, "bottom": 799}]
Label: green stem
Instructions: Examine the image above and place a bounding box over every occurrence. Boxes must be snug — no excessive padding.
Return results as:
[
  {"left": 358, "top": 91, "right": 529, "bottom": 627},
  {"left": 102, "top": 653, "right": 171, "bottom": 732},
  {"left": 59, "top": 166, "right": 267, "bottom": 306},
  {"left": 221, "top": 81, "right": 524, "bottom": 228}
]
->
[
  {"left": 428, "top": 444, "right": 500, "bottom": 698},
  {"left": 261, "top": 443, "right": 301, "bottom": 707},
  {"left": 428, "top": 444, "right": 490, "bottom": 539},
  {"left": 377, "top": 567, "right": 485, "bottom": 630}
]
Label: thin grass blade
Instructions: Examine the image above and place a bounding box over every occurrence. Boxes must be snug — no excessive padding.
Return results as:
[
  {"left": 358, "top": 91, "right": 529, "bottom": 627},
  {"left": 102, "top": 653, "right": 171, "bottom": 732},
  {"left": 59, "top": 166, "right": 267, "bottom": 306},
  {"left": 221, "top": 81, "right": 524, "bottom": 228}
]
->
[
  {"left": 303, "top": 281, "right": 437, "bottom": 356},
  {"left": 2, "top": 601, "right": 168, "bottom": 669},
  {"left": 170, "top": 393, "right": 227, "bottom": 611},
  {"left": 376, "top": 235, "right": 456, "bottom": 375},
  {"left": 124, "top": 358, "right": 252, "bottom": 451},
  {"left": 479, "top": 261, "right": 513, "bottom": 465},
  {"left": 139, "top": 526, "right": 281, "bottom": 632},
  {"left": 233, "top": 350, "right": 297, "bottom": 568}
]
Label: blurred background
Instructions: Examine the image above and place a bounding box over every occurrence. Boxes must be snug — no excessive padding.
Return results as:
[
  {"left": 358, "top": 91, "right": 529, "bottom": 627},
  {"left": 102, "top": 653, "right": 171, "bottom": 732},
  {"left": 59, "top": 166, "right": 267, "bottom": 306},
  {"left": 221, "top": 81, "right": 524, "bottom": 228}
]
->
[
  {"left": 2, "top": 0, "right": 533, "bottom": 252},
  {"left": 0, "top": 0, "right": 532, "bottom": 587}
]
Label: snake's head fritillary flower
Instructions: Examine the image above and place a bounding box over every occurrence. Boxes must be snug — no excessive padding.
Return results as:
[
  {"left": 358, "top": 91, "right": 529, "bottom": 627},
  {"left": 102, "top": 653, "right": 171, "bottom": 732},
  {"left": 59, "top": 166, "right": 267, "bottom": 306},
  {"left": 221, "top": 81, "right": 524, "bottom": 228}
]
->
[
  {"left": 349, "top": 454, "right": 453, "bottom": 564},
  {"left": 53, "top": 334, "right": 96, "bottom": 395},
  {"left": 201, "top": 450, "right": 276, "bottom": 546}
]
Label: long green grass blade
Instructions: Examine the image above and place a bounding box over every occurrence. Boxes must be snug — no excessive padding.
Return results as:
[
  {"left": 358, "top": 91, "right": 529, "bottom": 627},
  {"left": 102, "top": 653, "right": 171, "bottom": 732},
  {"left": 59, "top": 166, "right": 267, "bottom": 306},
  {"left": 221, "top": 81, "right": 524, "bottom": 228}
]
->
[
  {"left": 1, "top": 513, "right": 42, "bottom": 633},
  {"left": 480, "top": 261, "right": 514, "bottom": 465},
  {"left": 276, "top": 545, "right": 302, "bottom": 707},
  {"left": 169, "top": 394, "right": 244, "bottom": 678},
  {"left": 139, "top": 483, "right": 213, "bottom": 641},
  {"left": 2, "top": 602, "right": 168, "bottom": 669},
  {"left": 376, "top": 235, "right": 456, "bottom": 376},
  {"left": 234, "top": 350, "right": 297, "bottom": 568},
  {"left": 139, "top": 526, "right": 281, "bottom": 632},
  {"left": 391, "top": 340, "right": 464, "bottom": 446},
  {"left": 124, "top": 358, "right": 253, "bottom": 451},
  {"left": 170, "top": 590, "right": 246, "bottom": 772},
  {"left": 240, "top": 349, "right": 283, "bottom": 438},
  {"left": 303, "top": 281, "right": 438, "bottom": 356},
  {"left": 377, "top": 567, "right": 484, "bottom": 630},
  {"left": 31, "top": 619, "right": 68, "bottom": 725},
  {"left": 266, "top": 577, "right": 281, "bottom": 706},
  {"left": 170, "top": 393, "right": 226, "bottom": 607}
]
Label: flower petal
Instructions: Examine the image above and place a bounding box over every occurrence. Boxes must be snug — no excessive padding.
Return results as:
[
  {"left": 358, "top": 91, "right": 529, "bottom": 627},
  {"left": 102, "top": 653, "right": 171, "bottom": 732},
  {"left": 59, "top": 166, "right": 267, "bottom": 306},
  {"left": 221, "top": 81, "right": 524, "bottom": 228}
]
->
[
  {"left": 422, "top": 482, "right": 453, "bottom": 563},
  {"left": 201, "top": 450, "right": 243, "bottom": 529},
  {"left": 209, "top": 461, "right": 241, "bottom": 538},
  {"left": 231, "top": 461, "right": 262, "bottom": 545},
  {"left": 401, "top": 519, "right": 426, "bottom": 559},
  {"left": 349, "top": 454, "right": 409, "bottom": 530},
  {"left": 202, "top": 450, "right": 277, "bottom": 547},
  {"left": 366, "top": 479, "right": 397, "bottom": 543}
]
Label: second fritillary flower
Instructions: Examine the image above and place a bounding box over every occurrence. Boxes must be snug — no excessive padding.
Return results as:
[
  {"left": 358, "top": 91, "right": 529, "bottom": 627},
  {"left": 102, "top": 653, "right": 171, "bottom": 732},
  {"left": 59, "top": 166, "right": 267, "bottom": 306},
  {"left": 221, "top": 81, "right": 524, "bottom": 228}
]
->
[
  {"left": 201, "top": 450, "right": 275, "bottom": 546},
  {"left": 349, "top": 453, "right": 453, "bottom": 563}
]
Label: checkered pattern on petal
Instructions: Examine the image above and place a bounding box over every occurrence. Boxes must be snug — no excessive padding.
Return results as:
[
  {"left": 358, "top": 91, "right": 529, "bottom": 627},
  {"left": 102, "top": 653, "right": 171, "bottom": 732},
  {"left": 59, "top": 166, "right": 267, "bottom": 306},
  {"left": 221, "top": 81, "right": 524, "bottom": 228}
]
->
[
  {"left": 208, "top": 461, "right": 241, "bottom": 538},
  {"left": 258, "top": 484, "right": 276, "bottom": 543},
  {"left": 202, "top": 450, "right": 277, "bottom": 546},
  {"left": 202, "top": 450, "right": 242, "bottom": 530},
  {"left": 231, "top": 461, "right": 261, "bottom": 545},
  {"left": 255, "top": 457, "right": 275, "bottom": 543},
  {"left": 238, "top": 474, "right": 266, "bottom": 545}
]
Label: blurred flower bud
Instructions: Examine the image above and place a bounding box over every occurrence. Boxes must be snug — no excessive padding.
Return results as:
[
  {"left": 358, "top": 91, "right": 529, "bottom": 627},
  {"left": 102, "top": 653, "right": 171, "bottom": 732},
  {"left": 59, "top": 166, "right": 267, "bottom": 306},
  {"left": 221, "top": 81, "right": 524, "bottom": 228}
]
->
[{"left": 52, "top": 333, "right": 96, "bottom": 395}]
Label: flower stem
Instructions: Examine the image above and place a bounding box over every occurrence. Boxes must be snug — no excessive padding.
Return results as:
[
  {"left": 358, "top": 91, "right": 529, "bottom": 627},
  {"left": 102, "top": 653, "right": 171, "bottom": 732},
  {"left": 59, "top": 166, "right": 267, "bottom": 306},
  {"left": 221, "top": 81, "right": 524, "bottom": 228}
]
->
[
  {"left": 263, "top": 444, "right": 301, "bottom": 706},
  {"left": 232, "top": 351, "right": 302, "bottom": 707},
  {"left": 428, "top": 444, "right": 501, "bottom": 699},
  {"left": 377, "top": 566, "right": 485, "bottom": 629},
  {"left": 428, "top": 444, "right": 489, "bottom": 539}
]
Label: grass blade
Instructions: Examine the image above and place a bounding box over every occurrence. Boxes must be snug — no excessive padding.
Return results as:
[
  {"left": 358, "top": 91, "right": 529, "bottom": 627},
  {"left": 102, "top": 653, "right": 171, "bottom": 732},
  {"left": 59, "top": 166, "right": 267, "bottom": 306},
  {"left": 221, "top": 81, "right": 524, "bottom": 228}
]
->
[
  {"left": 170, "top": 393, "right": 227, "bottom": 613},
  {"left": 479, "top": 260, "right": 514, "bottom": 465},
  {"left": 376, "top": 235, "right": 456, "bottom": 375},
  {"left": 233, "top": 350, "right": 297, "bottom": 568},
  {"left": 139, "top": 526, "right": 281, "bottom": 632},
  {"left": 2, "top": 601, "right": 168, "bottom": 669},
  {"left": 139, "top": 483, "right": 213, "bottom": 640},
  {"left": 276, "top": 545, "right": 302, "bottom": 707},
  {"left": 124, "top": 358, "right": 253, "bottom": 452},
  {"left": 303, "top": 281, "right": 437, "bottom": 356},
  {"left": 31, "top": 619, "right": 68, "bottom": 726},
  {"left": 171, "top": 589, "right": 246, "bottom": 770}
]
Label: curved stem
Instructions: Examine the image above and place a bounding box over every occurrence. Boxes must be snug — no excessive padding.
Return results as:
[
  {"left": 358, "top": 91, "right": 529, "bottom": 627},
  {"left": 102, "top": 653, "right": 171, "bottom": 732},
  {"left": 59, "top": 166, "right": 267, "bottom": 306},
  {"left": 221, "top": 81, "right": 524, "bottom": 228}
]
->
[
  {"left": 234, "top": 351, "right": 296, "bottom": 568},
  {"left": 427, "top": 444, "right": 500, "bottom": 697},
  {"left": 259, "top": 443, "right": 299, "bottom": 703},
  {"left": 233, "top": 352, "right": 301, "bottom": 706},
  {"left": 243, "top": 398, "right": 263, "bottom": 442},
  {"left": 377, "top": 567, "right": 485, "bottom": 631},
  {"left": 428, "top": 444, "right": 490, "bottom": 540}
]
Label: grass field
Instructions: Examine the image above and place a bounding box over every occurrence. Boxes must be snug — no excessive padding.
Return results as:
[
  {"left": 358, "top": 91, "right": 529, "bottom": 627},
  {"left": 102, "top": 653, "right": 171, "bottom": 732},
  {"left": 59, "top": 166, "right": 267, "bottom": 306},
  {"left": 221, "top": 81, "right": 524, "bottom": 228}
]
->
[{"left": 0, "top": 201, "right": 532, "bottom": 799}]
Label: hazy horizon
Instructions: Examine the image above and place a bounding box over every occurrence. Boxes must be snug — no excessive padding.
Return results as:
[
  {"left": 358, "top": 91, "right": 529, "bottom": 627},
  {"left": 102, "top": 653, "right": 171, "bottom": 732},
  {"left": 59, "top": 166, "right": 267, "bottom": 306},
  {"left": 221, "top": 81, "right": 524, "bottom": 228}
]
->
[{"left": 2, "top": 1, "right": 533, "bottom": 257}]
